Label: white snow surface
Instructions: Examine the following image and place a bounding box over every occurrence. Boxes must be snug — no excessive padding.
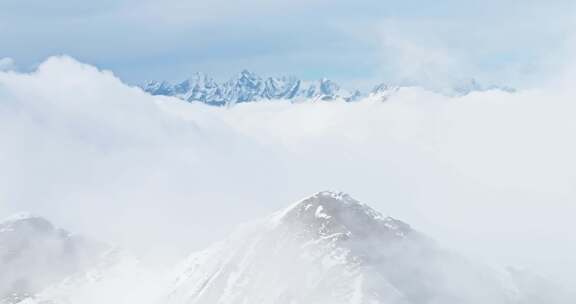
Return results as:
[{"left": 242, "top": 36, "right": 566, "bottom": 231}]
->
[
  {"left": 3, "top": 192, "right": 570, "bottom": 304},
  {"left": 161, "top": 191, "right": 565, "bottom": 304},
  {"left": 18, "top": 250, "right": 166, "bottom": 304}
]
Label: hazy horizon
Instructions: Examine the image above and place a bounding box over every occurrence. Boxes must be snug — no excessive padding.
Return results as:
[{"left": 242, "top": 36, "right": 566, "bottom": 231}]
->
[{"left": 2, "top": 2, "right": 576, "bottom": 303}]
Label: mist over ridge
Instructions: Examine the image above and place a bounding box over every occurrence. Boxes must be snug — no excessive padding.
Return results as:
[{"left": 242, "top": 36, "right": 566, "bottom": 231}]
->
[{"left": 1, "top": 55, "right": 576, "bottom": 302}]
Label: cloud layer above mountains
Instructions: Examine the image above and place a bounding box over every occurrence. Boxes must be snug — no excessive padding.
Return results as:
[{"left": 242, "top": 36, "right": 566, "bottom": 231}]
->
[{"left": 1, "top": 56, "right": 576, "bottom": 287}]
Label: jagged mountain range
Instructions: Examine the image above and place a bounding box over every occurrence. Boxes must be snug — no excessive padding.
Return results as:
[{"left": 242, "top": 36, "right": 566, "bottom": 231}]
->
[
  {"left": 142, "top": 70, "right": 362, "bottom": 106},
  {"left": 2, "top": 192, "right": 568, "bottom": 304},
  {"left": 142, "top": 71, "right": 513, "bottom": 106}
]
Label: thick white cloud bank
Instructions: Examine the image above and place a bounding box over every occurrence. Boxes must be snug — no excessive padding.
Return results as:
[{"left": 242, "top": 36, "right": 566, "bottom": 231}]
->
[{"left": 1, "top": 56, "right": 576, "bottom": 288}]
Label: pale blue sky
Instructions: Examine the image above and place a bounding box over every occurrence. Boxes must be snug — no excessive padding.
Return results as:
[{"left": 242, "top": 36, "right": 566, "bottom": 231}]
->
[{"left": 1, "top": 0, "right": 575, "bottom": 89}]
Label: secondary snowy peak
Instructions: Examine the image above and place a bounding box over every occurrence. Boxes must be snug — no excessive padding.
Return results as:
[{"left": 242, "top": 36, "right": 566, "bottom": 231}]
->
[
  {"left": 449, "top": 78, "right": 516, "bottom": 96},
  {"left": 142, "top": 71, "right": 359, "bottom": 106},
  {"left": 0, "top": 213, "right": 105, "bottom": 304},
  {"left": 366, "top": 78, "right": 517, "bottom": 102},
  {"left": 367, "top": 83, "right": 403, "bottom": 102},
  {"left": 1, "top": 215, "right": 162, "bottom": 304},
  {"left": 1, "top": 212, "right": 37, "bottom": 223},
  {"left": 165, "top": 191, "right": 562, "bottom": 304},
  {"left": 0, "top": 212, "right": 68, "bottom": 243},
  {"left": 0, "top": 213, "right": 75, "bottom": 237}
]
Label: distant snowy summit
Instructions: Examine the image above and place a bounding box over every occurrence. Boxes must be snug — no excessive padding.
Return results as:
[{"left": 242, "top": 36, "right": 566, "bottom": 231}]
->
[{"left": 142, "top": 71, "right": 514, "bottom": 106}]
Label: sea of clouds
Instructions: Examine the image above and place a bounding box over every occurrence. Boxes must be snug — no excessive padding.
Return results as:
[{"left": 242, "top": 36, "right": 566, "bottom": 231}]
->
[{"left": 1, "top": 56, "right": 575, "bottom": 288}]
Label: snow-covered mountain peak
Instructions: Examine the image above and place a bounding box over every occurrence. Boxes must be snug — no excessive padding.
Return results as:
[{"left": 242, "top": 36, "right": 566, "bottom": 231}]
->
[
  {"left": 371, "top": 83, "right": 390, "bottom": 93},
  {"left": 0, "top": 212, "right": 58, "bottom": 235},
  {"left": 1, "top": 212, "right": 38, "bottom": 225},
  {"left": 277, "top": 191, "right": 403, "bottom": 224},
  {"left": 164, "top": 192, "right": 565, "bottom": 304},
  {"left": 265, "top": 191, "right": 415, "bottom": 257},
  {"left": 0, "top": 213, "right": 108, "bottom": 304},
  {"left": 238, "top": 69, "right": 259, "bottom": 79}
]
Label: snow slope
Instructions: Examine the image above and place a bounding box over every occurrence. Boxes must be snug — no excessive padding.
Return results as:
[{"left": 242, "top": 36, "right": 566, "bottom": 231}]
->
[
  {"left": 163, "top": 191, "right": 564, "bottom": 304},
  {"left": 3, "top": 192, "right": 568, "bottom": 304},
  {"left": 18, "top": 249, "right": 164, "bottom": 304}
]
